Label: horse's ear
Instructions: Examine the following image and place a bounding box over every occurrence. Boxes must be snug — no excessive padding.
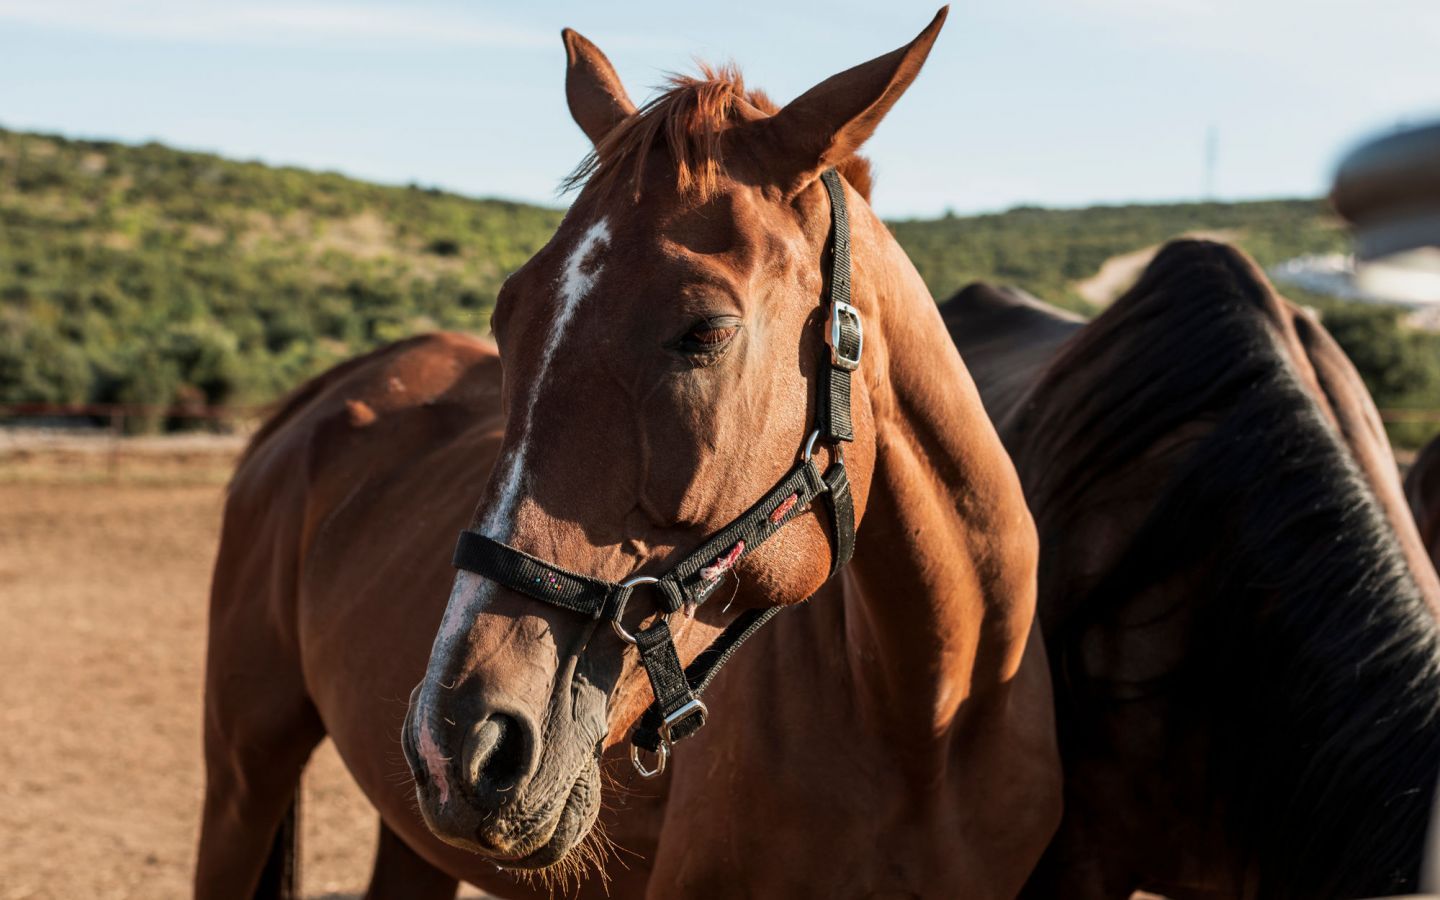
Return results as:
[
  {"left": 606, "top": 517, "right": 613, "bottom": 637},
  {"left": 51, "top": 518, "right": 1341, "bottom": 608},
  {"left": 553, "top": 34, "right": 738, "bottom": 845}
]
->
[
  {"left": 756, "top": 7, "right": 947, "bottom": 192},
  {"left": 562, "top": 28, "right": 637, "bottom": 146}
]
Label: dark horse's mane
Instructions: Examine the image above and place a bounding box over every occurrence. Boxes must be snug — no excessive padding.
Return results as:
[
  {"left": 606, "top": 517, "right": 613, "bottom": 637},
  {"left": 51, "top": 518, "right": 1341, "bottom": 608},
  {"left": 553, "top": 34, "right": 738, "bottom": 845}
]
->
[{"left": 1012, "top": 240, "right": 1440, "bottom": 898}]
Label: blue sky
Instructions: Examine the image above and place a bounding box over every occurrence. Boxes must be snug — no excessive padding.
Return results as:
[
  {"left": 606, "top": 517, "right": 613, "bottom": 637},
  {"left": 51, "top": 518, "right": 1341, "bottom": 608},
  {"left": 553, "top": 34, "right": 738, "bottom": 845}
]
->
[{"left": 0, "top": 0, "right": 1436, "bottom": 218}]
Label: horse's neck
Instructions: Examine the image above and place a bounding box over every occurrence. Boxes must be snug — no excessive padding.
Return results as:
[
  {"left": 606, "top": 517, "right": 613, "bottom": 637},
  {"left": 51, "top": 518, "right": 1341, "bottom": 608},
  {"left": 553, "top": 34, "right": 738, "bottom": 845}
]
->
[{"left": 842, "top": 211, "right": 1040, "bottom": 755}]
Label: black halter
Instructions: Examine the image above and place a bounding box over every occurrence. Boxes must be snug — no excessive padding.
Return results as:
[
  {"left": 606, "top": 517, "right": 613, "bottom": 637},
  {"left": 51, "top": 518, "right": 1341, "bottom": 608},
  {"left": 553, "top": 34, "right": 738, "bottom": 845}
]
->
[{"left": 451, "top": 168, "right": 861, "bottom": 776}]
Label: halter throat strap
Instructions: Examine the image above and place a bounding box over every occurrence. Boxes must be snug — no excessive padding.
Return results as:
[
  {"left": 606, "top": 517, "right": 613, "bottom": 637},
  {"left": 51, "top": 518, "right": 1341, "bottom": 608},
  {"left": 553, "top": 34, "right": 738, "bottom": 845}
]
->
[{"left": 450, "top": 168, "right": 860, "bottom": 775}]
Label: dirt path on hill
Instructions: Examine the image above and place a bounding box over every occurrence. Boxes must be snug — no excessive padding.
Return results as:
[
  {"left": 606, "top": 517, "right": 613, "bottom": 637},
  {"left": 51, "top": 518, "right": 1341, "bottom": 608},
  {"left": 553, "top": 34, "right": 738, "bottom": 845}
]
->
[{"left": 1073, "top": 230, "right": 1240, "bottom": 306}]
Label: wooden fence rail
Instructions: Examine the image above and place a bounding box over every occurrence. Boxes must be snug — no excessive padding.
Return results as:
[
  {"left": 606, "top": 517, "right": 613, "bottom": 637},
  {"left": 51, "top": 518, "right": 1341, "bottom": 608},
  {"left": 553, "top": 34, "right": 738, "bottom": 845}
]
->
[
  {"left": 0, "top": 402, "right": 264, "bottom": 422},
  {"left": 1382, "top": 410, "right": 1440, "bottom": 424}
]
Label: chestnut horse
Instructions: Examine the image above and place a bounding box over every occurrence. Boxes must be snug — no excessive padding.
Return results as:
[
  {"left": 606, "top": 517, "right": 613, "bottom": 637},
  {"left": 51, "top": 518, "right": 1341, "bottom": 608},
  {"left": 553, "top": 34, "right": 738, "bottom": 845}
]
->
[
  {"left": 197, "top": 9, "right": 1062, "bottom": 899},
  {"left": 1409, "top": 432, "right": 1440, "bottom": 572},
  {"left": 941, "top": 241, "right": 1440, "bottom": 899}
]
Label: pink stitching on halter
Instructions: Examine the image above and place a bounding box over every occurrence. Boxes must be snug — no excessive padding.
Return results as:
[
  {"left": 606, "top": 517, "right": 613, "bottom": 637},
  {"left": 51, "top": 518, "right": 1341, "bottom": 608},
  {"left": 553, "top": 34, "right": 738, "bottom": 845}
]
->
[
  {"left": 700, "top": 541, "right": 745, "bottom": 582},
  {"left": 769, "top": 494, "right": 799, "bottom": 523}
]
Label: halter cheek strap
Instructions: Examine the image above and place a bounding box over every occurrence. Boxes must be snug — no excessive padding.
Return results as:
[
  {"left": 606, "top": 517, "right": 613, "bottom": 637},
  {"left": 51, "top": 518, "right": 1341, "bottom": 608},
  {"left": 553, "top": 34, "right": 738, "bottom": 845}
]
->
[{"left": 450, "top": 168, "right": 860, "bottom": 776}]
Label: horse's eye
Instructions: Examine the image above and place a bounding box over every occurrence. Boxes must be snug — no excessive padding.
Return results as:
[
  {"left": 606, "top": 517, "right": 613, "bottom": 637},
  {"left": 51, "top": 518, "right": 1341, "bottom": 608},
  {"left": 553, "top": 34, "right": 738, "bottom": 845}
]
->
[{"left": 677, "top": 318, "right": 740, "bottom": 355}]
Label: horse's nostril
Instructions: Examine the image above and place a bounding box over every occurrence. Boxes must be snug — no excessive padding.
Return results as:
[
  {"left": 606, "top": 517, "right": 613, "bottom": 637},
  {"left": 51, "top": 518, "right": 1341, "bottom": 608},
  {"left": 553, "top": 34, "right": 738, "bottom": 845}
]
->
[
  {"left": 465, "top": 717, "right": 505, "bottom": 783},
  {"left": 462, "top": 713, "right": 531, "bottom": 803}
]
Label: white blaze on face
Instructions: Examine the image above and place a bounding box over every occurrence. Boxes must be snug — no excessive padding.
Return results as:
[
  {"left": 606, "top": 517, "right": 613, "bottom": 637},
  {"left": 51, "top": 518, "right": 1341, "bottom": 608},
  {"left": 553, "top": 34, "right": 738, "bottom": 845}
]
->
[
  {"left": 478, "top": 217, "right": 612, "bottom": 538},
  {"left": 415, "top": 218, "right": 612, "bottom": 798}
]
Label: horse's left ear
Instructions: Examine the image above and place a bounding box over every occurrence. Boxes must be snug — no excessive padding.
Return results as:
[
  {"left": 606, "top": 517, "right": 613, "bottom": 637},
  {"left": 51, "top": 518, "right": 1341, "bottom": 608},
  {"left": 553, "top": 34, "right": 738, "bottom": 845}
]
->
[
  {"left": 562, "top": 28, "right": 637, "bottom": 146},
  {"left": 756, "top": 6, "right": 947, "bottom": 192}
]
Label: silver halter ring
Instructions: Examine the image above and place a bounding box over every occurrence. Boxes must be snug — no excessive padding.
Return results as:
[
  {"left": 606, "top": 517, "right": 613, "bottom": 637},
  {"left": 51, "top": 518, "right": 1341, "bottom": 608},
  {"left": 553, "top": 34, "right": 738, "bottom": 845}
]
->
[
  {"left": 611, "top": 575, "right": 672, "bottom": 645},
  {"left": 801, "top": 428, "right": 843, "bottom": 465}
]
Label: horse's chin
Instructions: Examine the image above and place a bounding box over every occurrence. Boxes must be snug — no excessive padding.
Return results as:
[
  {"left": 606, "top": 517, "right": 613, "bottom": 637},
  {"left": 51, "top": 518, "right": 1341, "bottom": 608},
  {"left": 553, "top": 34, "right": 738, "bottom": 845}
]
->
[
  {"left": 415, "top": 757, "right": 601, "bottom": 869},
  {"left": 499, "top": 764, "right": 602, "bottom": 869}
]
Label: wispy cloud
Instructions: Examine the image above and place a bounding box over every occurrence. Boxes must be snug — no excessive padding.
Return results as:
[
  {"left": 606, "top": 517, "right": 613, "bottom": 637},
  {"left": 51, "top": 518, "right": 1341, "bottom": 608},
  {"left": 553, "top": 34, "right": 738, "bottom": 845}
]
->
[{"left": 0, "top": 1, "right": 678, "bottom": 51}]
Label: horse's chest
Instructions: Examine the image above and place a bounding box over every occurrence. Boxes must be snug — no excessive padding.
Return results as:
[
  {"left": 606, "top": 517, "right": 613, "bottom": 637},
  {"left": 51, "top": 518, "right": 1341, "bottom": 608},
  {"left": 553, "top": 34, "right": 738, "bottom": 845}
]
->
[{"left": 651, "top": 736, "right": 988, "bottom": 897}]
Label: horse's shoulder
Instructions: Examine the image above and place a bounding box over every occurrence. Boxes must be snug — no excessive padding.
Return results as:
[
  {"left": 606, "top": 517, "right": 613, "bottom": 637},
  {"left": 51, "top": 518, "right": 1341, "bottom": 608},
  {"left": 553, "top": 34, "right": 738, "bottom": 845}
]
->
[{"left": 938, "top": 282, "right": 1082, "bottom": 426}]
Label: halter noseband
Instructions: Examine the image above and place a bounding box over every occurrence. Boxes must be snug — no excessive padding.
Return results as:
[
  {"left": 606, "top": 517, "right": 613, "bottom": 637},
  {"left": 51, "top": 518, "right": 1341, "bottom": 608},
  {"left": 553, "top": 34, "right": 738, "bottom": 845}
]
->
[{"left": 451, "top": 168, "right": 861, "bottom": 777}]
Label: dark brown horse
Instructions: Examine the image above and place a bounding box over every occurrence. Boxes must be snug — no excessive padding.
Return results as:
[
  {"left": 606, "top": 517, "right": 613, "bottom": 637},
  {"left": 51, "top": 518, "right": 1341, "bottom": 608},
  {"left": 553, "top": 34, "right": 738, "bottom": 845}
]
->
[
  {"left": 942, "top": 241, "right": 1440, "bottom": 899},
  {"left": 198, "top": 9, "right": 1063, "bottom": 898},
  {"left": 1410, "top": 433, "right": 1440, "bottom": 573}
]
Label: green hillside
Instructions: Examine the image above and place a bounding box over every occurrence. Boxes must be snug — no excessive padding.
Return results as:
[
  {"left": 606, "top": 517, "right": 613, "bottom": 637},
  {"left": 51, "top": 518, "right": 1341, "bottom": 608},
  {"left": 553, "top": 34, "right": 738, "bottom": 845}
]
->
[
  {"left": 1, "top": 126, "right": 1434, "bottom": 445},
  {"left": 891, "top": 199, "right": 1348, "bottom": 312},
  {"left": 0, "top": 127, "right": 562, "bottom": 413}
]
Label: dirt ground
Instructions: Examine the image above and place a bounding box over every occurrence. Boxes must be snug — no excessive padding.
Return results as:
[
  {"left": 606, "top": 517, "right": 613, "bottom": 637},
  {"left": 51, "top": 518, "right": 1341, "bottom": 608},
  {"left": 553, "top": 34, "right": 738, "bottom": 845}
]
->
[{"left": 0, "top": 434, "right": 483, "bottom": 899}]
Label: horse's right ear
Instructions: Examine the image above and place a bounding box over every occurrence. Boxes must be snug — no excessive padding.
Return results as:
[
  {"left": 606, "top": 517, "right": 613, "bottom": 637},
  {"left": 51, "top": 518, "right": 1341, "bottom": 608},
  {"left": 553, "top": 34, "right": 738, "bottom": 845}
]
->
[
  {"left": 754, "top": 7, "right": 947, "bottom": 194},
  {"left": 562, "top": 28, "right": 637, "bottom": 146}
]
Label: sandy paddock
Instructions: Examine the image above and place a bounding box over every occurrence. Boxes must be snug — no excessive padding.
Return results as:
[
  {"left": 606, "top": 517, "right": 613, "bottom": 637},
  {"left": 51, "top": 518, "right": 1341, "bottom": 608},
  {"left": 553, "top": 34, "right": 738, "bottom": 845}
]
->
[{"left": 0, "top": 437, "right": 482, "bottom": 899}]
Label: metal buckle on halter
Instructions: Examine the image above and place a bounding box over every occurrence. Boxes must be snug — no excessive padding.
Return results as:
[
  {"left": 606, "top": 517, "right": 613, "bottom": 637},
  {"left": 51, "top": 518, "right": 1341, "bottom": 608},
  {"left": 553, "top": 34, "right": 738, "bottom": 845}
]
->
[
  {"left": 828, "top": 301, "right": 863, "bottom": 371},
  {"left": 659, "top": 698, "right": 709, "bottom": 743},
  {"left": 626, "top": 699, "right": 706, "bottom": 778},
  {"left": 630, "top": 740, "right": 669, "bottom": 779},
  {"left": 611, "top": 575, "right": 672, "bottom": 645}
]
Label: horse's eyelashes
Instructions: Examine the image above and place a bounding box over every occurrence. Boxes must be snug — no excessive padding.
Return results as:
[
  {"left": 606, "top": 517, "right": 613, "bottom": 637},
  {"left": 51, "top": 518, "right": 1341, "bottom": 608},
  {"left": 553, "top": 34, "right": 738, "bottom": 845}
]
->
[
  {"left": 690, "top": 326, "right": 736, "bottom": 346},
  {"left": 675, "top": 317, "right": 741, "bottom": 356}
]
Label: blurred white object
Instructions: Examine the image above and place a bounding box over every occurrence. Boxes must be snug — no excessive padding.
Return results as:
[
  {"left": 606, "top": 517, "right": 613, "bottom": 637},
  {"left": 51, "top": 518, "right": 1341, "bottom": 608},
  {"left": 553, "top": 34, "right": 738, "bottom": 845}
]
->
[{"left": 1332, "top": 121, "right": 1440, "bottom": 260}]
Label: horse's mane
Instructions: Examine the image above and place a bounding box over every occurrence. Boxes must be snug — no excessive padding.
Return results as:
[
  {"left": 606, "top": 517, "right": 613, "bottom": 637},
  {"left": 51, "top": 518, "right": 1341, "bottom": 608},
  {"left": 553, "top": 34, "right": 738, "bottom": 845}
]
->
[
  {"left": 563, "top": 64, "right": 873, "bottom": 202},
  {"left": 1014, "top": 240, "right": 1440, "bottom": 897}
]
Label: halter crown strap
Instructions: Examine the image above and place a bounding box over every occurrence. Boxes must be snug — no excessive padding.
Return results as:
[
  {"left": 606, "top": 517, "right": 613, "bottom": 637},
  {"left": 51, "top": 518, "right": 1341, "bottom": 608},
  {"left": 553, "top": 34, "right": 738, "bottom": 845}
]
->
[
  {"left": 820, "top": 168, "right": 860, "bottom": 444},
  {"left": 450, "top": 168, "right": 859, "bottom": 774}
]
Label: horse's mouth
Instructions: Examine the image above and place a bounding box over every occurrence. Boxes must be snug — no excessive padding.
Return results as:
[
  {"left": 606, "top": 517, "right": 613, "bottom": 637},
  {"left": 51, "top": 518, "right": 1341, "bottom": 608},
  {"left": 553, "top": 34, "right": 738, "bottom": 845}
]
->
[
  {"left": 487, "top": 767, "right": 599, "bottom": 868},
  {"left": 407, "top": 748, "right": 600, "bottom": 869}
]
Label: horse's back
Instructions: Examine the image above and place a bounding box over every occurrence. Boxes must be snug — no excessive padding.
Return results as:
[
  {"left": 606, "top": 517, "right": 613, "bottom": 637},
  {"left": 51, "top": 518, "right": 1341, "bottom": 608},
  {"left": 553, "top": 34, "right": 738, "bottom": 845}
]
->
[
  {"left": 230, "top": 331, "right": 502, "bottom": 528},
  {"left": 937, "top": 282, "right": 1082, "bottom": 428}
]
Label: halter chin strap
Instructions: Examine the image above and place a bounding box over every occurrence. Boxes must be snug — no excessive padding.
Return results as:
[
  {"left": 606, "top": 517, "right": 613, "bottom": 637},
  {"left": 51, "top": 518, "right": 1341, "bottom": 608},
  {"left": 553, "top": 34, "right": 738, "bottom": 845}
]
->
[{"left": 450, "top": 168, "right": 860, "bottom": 777}]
